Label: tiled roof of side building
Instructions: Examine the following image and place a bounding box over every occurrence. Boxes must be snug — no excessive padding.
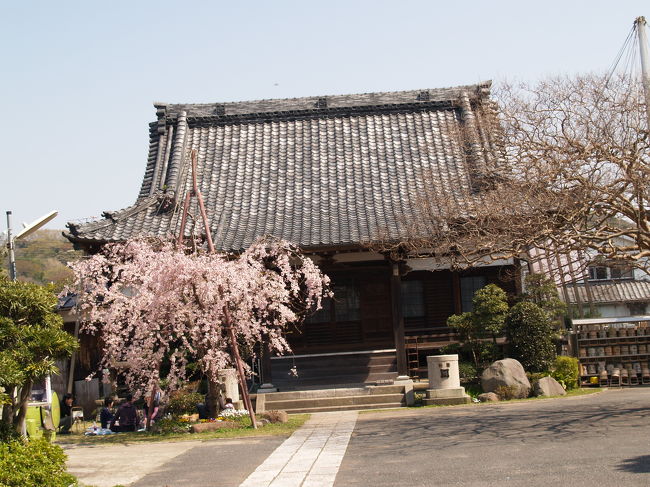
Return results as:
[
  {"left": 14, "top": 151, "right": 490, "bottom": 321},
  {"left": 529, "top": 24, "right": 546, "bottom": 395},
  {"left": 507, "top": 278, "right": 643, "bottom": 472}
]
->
[
  {"left": 65, "top": 81, "right": 497, "bottom": 252},
  {"left": 566, "top": 280, "right": 650, "bottom": 305}
]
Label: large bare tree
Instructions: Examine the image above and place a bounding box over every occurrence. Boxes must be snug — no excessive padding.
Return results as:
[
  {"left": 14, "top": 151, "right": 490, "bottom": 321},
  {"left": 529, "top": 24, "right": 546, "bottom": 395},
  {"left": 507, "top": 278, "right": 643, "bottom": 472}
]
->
[{"left": 376, "top": 74, "right": 650, "bottom": 274}]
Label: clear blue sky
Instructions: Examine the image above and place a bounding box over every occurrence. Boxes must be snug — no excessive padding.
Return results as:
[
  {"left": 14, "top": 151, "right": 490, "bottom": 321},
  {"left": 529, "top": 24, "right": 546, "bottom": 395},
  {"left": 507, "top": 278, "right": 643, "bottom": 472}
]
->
[{"left": 0, "top": 1, "right": 647, "bottom": 233}]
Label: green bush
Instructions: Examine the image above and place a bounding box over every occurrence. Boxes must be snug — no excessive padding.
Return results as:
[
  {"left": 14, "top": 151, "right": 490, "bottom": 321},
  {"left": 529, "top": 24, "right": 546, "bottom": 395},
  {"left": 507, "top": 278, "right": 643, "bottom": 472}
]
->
[
  {"left": 166, "top": 391, "right": 204, "bottom": 417},
  {"left": 505, "top": 301, "right": 556, "bottom": 373},
  {"left": 447, "top": 284, "right": 508, "bottom": 368},
  {"left": 464, "top": 384, "right": 482, "bottom": 399},
  {"left": 472, "top": 284, "right": 509, "bottom": 337},
  {"left": 439, "top": 343, "right": 462, "bottom": 355},
  {"left": 474, "top": 341, "right": 501, "bottom": 366},
  {"left": 151, "top": 417, "right": 191, "bottom": 434},
  {"left": 413, "top": 392, "right": 425, "bottom": 406},
  {"left": 0, "top": 420, "right": 20, "bottom": 443},
  {"left": 0, "top": 438, "right": 77, "bottom": 487},
  {"left": 551, "top": 356, "right": 579, "bottom": 390},
  {"left": 458, "top": 361, "right": 477, "bottom": 381}
]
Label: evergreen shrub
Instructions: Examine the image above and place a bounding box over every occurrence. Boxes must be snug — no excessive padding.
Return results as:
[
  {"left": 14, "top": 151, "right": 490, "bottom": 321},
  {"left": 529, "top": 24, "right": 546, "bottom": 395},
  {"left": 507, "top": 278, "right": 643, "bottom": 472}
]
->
[
  {"left": 0, "top": 420, "right": 20, "bottom": 443},
  {"left": 458, "top": 361, "right": 478, "bottom": 381},
  {"left": 505, "top": 301, "right": 556, "bottom": 373},
  {"left": 551, "top": 355, "right": 579, "bottom": 390},
  {"left": 0, "top": 438, "right": 77, "bottom": 487},
  {"left": 166, "top": 391, "right": 204, "bottom": 417}
]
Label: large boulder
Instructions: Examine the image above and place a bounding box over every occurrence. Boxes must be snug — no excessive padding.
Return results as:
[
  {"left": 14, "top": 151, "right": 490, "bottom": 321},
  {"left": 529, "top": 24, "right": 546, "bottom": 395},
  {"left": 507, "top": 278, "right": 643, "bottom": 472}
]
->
[
  {"left": 481, "top": 358, "right": 531, "bottom": 399},
  {"left": 534, "top": 376, "right": 566, "bottom": 397}
]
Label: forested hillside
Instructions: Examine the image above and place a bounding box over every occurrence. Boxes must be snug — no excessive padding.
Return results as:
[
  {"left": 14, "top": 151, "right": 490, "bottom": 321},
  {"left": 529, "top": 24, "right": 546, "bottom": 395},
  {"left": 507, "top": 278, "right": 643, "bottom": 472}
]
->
[{"left": 1, "top": 229, "right": 82, "bottom": 286}]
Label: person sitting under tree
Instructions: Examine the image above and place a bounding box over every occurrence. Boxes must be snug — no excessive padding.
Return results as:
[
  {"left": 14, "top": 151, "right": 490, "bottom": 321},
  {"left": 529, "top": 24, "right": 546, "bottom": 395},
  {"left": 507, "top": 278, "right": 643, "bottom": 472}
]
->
[
  {"left": 58, "top": 393, "right": 74, "bottom": 434},
  {"left": 109, "top": 394, "right": 140, "bottom": 432},
  {"left": 100, "top": 397, "right": 114, "bottom": 429}
]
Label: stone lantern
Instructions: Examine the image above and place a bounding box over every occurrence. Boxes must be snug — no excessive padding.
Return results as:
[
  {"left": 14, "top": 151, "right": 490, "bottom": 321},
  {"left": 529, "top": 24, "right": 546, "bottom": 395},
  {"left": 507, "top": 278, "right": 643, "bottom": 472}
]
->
[{"left": 424, "top": 354, "right": 471, "bottom": 406}]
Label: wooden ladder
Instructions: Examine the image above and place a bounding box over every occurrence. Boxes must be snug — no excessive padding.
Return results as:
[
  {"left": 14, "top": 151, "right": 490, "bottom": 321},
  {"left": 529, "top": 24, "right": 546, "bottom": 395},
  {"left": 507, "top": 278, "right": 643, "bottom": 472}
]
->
[{"left": 405, "top": 337, "right": 420, "bottom": 380}]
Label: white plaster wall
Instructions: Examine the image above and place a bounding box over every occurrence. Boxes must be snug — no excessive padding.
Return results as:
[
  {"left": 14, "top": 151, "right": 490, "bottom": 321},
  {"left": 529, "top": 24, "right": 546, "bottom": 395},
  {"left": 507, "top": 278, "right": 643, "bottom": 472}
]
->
[{"left": 595, "top": 304, "right": 648, "bottom": 318}]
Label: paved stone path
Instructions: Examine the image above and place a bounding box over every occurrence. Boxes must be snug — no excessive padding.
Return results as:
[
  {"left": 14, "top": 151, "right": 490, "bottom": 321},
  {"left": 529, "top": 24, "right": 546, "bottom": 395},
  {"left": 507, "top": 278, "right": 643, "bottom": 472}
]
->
[{"left": 239, "top": 411, "right": 357, "bottom": 487}]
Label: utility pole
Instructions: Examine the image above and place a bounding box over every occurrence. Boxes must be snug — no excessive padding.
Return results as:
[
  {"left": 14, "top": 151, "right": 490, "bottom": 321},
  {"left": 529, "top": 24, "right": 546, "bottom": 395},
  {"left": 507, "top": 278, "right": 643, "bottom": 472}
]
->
[
  {"left": 636, "top": 16, "right": 650, "bottom": 128},
  {"left": 5, "top": 211, "right": 17, "bottom": 281}
]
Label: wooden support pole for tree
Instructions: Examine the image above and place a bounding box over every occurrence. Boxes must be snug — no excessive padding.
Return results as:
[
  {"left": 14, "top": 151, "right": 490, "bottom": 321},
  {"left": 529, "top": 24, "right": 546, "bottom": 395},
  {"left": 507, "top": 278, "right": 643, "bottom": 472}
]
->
[
  {"left": 176, "top": 192, "right": 192, "bottom": 247},
  {"left": 67, "top": 319, "right": 81, "bottom": 394},
  {"left": 191, "top": 150, "right": 215, "bottom": 253},
  {"left": 178, "top": 148, "right": 257, "bottom": 429},
  {"left": 225, "top": 310, "right": 258, "bottom": 429}
]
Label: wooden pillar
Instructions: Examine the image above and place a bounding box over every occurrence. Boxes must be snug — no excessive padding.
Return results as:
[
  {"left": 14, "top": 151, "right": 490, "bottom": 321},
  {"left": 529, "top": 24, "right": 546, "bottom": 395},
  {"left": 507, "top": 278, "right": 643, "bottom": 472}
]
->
[
  {"left": 67, "top": 319, "right": 80, "bottom": 394},
  {"left": 260, "top": 343, "right": 273, "bottom": 387},
  {"left": 389, "top": 260, "right": 408, "bottom": 378}
]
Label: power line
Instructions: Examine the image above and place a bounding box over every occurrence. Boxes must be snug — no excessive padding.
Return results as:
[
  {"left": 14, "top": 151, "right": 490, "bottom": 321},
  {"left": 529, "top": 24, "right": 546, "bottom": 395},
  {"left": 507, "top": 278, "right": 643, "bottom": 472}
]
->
[{"left": 604, "top": 22, "right": 637, "bottom": 87}]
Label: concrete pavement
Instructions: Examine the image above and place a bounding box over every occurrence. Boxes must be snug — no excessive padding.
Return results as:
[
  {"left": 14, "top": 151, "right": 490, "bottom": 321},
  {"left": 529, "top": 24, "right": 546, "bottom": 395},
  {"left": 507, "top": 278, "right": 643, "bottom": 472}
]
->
[
  {"left": 65, "top": 412, "right": 356, "bottom": 487},
  {"left": 337, "top": 388, "right": 650, "bottom": 486},
  {"left": 65, "top": 388, "right": 650, "bottom": 486},
  {"left": 64, "top": 440, "right": 202, "bottom": 487}
]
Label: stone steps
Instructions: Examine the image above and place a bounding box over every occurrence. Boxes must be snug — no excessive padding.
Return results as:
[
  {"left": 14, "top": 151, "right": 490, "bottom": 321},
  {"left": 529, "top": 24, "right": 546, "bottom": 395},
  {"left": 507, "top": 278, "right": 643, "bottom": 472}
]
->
[
  {"left": 267, "top": 393, "right": 404, "bottom": 410},
  {"left": 264, "top": 384, "right": 406, "bottom": 401},
  {"left": 256, "top": 383, "right": 411, "bottom": 414},
  {"left": 284, "top": 402, "right": 404, "bottom": 414}
]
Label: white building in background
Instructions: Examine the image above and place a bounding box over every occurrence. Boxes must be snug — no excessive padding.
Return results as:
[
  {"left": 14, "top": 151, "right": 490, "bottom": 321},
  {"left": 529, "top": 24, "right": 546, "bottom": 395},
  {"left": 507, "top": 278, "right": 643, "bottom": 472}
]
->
[
  {"left": 526, "top": 239, "right": 650, "bottom": 319},
  {"left": 565, "top": 264, "right": 650, "bottom": 318}
]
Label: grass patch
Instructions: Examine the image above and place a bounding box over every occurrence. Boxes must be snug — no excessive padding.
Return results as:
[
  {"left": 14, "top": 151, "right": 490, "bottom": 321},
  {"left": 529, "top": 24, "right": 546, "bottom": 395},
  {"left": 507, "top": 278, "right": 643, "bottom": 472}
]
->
[{"left": 55, "top": 414, "right": 309, "bottom": 446}]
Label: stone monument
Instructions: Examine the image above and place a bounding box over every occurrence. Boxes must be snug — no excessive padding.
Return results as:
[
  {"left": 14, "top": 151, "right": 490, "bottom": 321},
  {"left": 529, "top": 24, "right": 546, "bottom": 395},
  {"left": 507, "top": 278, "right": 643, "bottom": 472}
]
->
[
  {"left": 218, "top": 368, "right": 243, "bottom": 409},
  {"left": 424, "top": 354, "right": 472, "bottom": 406}
]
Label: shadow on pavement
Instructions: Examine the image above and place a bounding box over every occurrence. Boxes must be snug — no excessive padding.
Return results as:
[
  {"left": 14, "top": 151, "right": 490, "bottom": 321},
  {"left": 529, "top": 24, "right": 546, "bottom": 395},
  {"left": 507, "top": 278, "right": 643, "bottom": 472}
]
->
[
  {"left": 616, "top": 455, "right": 650, "bottom": 473},
  {"left": 353, "top": 397, "right": 650, "bottom": 454}
]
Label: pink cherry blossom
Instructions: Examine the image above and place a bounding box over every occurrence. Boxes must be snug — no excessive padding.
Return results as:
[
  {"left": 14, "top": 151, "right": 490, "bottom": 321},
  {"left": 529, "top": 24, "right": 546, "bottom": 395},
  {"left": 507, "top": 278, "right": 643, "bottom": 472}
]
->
[{"left": 65, "top": 237, "right": 330, "bottom": 399}]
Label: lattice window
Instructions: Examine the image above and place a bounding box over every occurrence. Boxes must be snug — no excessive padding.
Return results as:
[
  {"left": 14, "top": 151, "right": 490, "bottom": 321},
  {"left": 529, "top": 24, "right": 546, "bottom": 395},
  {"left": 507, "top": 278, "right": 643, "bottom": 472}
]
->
[
  {"left": 334, "top": 280, "right": 360, "bottom": 322},
  {"left": 460, "top": 276, "right": 486, "bottom": 313},
  {"left": 401, "top": 280, "right": 425, "bottom": 318}
]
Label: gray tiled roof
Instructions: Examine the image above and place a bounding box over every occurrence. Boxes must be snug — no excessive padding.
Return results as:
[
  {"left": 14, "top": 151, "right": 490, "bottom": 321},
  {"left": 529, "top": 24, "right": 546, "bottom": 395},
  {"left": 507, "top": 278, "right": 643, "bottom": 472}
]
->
[
  {"left": 566, "top": 281, "right": 650, "bottom": 305},
  {"left": 65, "top": 82, "right": 496, "bottom": 251}
]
